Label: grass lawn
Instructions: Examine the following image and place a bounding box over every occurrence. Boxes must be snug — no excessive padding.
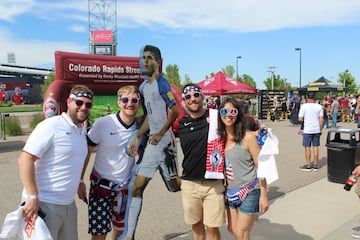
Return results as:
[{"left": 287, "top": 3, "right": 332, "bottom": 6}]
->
[{"left": 0, "top": 95, "right": 144, "bottom": 126}]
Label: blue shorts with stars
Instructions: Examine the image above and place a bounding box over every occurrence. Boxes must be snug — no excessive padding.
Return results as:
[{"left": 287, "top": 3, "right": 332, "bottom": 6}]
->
[{"left": 88, "top": 180, "right": 128, "bottom": 235}]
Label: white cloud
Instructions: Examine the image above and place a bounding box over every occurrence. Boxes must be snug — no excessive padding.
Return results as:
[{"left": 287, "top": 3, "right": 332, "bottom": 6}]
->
[
  {"left": 0, "top": 0, "right": 34, "bottom": 21},
  {"left": 69, "top": 24, "right": 86, "bottom": 33},
  {"left": 1, "top": 0, "right": 360, "bottom": 68},
  {"left": 0, "top": 27, "right": 86, "bottom": 67},
  {"left": 3, "top": 0, "right": 360, "bottom": 32},
  {"left": 117, "top": 0, "right": 360, "bottom": 32}
]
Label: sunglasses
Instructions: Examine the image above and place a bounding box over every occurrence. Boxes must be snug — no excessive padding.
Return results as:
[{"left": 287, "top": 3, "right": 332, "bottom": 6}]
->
[
  {"left": 119, "top": 97, "right": 140, "bottom": 104},
  {"left": 184, "top": 92, "right": 202, "bottom": 100},
  {"left": 72, "top": 99, "right": 93, "bottom": 109},
  {"left": 219, "top": 107, "right": 238, "bottom": 117}
]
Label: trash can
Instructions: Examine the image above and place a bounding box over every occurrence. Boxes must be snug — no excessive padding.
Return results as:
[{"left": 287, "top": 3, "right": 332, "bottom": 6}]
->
[{"left": 326, "top": 129, "right": 360, "bottom": 183}]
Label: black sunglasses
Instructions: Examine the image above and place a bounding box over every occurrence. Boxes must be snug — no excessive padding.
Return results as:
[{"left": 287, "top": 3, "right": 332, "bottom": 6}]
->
[
  {"left": 119, "top": 97, "right": 140, "bottom": 104},
  {"left": 184, "top": 92, "right": 202, "bottom": 100},
  {"left": 72, "top": 99, "right": 93, "bottom": 109}
]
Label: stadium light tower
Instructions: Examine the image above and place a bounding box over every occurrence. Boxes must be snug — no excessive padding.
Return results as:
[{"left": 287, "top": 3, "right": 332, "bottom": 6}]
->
[
  {"left": 236, "top": 56, "right": 241, "bottom": 80},
  {"left": 295, "top": 48, "right": 302, "bottom": 88},
  {"left": 88, "top": 0, "right": 117, "bottom": 56},
  {"left": 267, "top": 66, "right": 276, "bottom": 90}
]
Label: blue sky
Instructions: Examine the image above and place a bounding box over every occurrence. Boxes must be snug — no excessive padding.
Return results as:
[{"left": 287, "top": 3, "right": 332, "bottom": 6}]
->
[{"left": 0, "top": 0, "right": 360, "bottom": 89}]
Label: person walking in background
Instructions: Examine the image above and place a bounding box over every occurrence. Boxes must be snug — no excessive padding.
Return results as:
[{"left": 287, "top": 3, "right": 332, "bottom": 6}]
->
[
  {"left": 298, "top": 92, "right": 324, "bottom": 171},
  {"left": 341, "top": 95, "right": 351, "bottom": 122},
  {"left": 350, "top": 94, "right": 357, "bottom": 122},
  {"left": 18, "top": 85, "right": 94, "bottom": 240},
  {"left": 125, "top": 45, "right": 180, "bottom": 240},
  {"left": 206, "top": 96, "right": 218, "bottom": 109},
  {"left": 177, "top": 84, "right": 226, "bottom": 240},
  {"left": 11, "top": 86, "right": 25, "bottom": 105},
  {"left": 323, "top": 101, "right": 330, "bottom": 129},
  {"left": 280, "top": 97, "right": 288, "bottom": 120},
  {"left": 330, "top": 96, "right": 340, "bottom": 128},
  {"left": 300, "top": 95, "right": 307, "bottom": 106},
  {"left": 218, "top": 97, "right": 269, "bottom": 240},
  {"left": 356, "top": 94, "right": 360, "bottom": 124},
  {"left": 78, "top": 85, "right": 143, "bottom": 240}
]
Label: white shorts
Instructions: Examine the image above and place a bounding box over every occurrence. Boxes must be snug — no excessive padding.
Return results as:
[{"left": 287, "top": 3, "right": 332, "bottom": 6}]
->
[{"left": 136, "top": 133, "right": 179, "bottom": 191}]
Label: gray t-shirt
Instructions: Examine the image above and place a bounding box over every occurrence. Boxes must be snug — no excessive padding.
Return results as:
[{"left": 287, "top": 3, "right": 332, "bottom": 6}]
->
[
  {"left": 331, "top": 100, "right": 340, "bottom": 113},
  {"left": 225, "top": 142, "right": 258, "bottom": 190}
]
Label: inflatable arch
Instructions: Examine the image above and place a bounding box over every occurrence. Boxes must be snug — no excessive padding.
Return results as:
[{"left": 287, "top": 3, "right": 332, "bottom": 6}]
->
[{"left": 43, "top": 51, "right": 186, "bottom": 132}]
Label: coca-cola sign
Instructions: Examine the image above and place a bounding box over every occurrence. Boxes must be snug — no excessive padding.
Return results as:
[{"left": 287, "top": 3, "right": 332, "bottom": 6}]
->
[{"left": 93, "top": 30, "right": 113, "bottom": 43}]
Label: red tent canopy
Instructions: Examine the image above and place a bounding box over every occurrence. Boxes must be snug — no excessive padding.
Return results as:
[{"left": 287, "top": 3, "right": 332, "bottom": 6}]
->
[{"left": 198, "top": 71, "right": 258, "bottom": 95}]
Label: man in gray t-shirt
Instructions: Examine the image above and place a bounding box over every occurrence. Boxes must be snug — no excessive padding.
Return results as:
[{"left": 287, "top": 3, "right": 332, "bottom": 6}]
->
[{"left": 330, "top": 96, "right": 340, "bottom": 128}]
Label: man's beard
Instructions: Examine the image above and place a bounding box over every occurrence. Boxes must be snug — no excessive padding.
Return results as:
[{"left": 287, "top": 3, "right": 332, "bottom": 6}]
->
[{"left": 188, "top": 103, "right": 203, "bottom": 114}]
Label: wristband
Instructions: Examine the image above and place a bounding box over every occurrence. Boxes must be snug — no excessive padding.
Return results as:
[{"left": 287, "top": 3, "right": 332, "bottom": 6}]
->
[
  {"left": 27, "top": 194, "right": 39, "bottom": 200},
  {"left": 80, "top": 179, "right": 84, "bottom": 183}
]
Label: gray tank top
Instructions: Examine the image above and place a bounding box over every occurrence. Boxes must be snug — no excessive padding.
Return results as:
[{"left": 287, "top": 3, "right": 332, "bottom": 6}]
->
[{"left": 225, "top": 142, "right": 258, "bottom": 190}]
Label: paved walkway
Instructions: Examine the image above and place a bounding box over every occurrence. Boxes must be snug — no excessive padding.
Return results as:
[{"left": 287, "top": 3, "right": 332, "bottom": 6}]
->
[
  {"left": 1, "top": 119, "right": 360, "bottom": 239},
  {"left": 170, "top": 178, "right": 360, "bottom": 240}
]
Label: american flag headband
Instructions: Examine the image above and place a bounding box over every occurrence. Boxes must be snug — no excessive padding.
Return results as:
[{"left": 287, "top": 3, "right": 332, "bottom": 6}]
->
[
  {"left": 69, "top": 92, "right": 93, "bottom": 99},
  {"left": 182, "top": 86, "right": 202, "bottom": 98}
]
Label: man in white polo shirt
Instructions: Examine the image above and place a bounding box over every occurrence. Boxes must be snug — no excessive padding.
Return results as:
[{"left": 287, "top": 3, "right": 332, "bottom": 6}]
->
[{"left": 18, "top": 84, "right": 94, "bottom": 240}]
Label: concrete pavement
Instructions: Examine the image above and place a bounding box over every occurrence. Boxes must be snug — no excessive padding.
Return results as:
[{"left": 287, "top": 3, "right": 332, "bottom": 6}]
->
[
  {"left": 170, "top": 177, "right": 360, "bottom": 240},
  {"left": 1, "top": 119, "right": 360, "bottom": 239}
]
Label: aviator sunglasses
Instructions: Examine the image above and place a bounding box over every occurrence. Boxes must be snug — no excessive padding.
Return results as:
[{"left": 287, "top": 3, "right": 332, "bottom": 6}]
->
[
  {"left": 184, "top": 92, "right": 202, "bottom": 100},
  {"left": 219, "top": 107, "right": 238, "bottom": 117},
  {"left": 72, "top": 99, "right": 93, "bottom": 109},
  {"left": 119, "top": 97, "right": 140, "bottom": 104}
]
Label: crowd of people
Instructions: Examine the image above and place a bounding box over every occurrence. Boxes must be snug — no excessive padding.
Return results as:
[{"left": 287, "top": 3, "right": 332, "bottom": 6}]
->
[
  {"left": 15, "top": 44, "right": 360, "bottom": 239},
  {"left": 14, "top": 45, "right": 271, "bottom": 240},
  {"left": 265, "top": 92, "right": 360, "bottom": 129}
]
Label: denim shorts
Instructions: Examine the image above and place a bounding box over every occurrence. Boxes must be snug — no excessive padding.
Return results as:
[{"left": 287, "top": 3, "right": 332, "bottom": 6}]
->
[
  {"left": 226, "top": 188, "right": 260, "bottom": 215},
  {"left": 302, "top": 133, "right": 320, "bottom": 147}
]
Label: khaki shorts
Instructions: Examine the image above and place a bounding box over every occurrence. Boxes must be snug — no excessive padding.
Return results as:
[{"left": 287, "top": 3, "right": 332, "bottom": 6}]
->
[
  {"left": 181, "top": 179, "right": 226, "bottom": 227},
  {"left": 342, "top": 108, "right": 350, "bottom": 115}
]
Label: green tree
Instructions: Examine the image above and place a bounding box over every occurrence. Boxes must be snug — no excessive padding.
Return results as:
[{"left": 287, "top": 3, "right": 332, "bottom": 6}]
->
[
  {"left": 221, "top": 65, "right": 235, "bottom": 78},
  {"left": 263, "top": 74, "right": 291, "bottom": 90},
  {"left": 337, "top": 69, "right": 357, "bottom": 94},
  {"left": 278, "top": 78, "right": 292, "bottom": 93},
  {"left": 182, "top": 74, "right": 192, "bottom": 87},
  {"left": 40, "top": 70, "right": 55, "bottom": 98},
  {"left": 163, "top": 64, "right": 181, "bottom": 89},
  {"left": 241, "top": 74, "right": 256, "bottom": 88}
]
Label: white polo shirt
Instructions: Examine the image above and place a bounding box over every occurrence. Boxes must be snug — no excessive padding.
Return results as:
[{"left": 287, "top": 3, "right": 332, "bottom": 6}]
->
[{"left": 22, "top": 112, "right": 88, "bottom": 205}]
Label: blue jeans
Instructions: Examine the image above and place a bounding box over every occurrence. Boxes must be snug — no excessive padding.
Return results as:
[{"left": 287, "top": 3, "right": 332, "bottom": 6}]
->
[{"left": 331, "top": 111, "right": 338, "bottom": 128}]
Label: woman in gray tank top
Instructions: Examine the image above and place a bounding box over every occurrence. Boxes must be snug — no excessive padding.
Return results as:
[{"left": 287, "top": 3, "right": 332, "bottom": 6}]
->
[{"left": 218, "top": 98, "right": 269, "bottom": 240}]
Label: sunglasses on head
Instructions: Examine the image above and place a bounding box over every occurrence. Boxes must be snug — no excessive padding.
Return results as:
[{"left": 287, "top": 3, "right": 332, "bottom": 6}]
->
[
  {"left": 219, "top": 107, "right": 238, "bottom": 117},
  {"left": 72, "top": 99, "right": 93, "bottom": 109},
  {"left": 119, "top": 97, "right": 140, "bottom": 104},
  {"left": 184, "top": 92, "right": 202, "bottom": 100}
]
